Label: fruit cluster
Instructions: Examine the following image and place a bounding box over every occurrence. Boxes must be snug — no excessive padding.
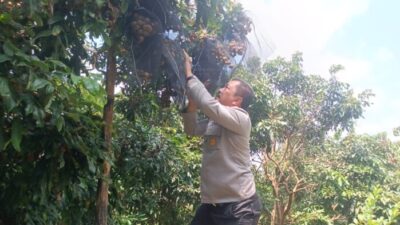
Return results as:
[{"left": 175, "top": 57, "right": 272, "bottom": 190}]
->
[
  {"left": 1, "top": 0, "right": 22, "bottom": 10},
  {"left": 212, "top": 43, "right": 231, "bottom": 65},
  {"left": 130, "top": 13, "right": 160, "bottom": 43},
  {"left": 228, "top": 40, "right": 246, "bottom": 56},
  {"left": 136, "top": 69, "right": 152, "bottom": 85}
]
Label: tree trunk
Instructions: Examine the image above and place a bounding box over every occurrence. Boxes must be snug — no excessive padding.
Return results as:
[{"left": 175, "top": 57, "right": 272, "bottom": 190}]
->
[
  {"left": 271, "top": 202, "right": 285, "bottom": 225},
  {"left": 96, "top": 46, "right": 116, "bottom": 225}
]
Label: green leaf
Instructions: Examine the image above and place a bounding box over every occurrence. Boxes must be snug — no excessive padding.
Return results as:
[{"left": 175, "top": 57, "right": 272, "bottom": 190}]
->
[
  {"left": 71, "top": 74, "right": 81, "bottom": 84},
  {"left": 0, "top": 13, "right": 12, "bottom": 23},
  {"left": 0, "top": 77, "right": 11, "bottom": 96},
  {"left": 45, "top": 83, "right": 55, "bottom": 94},
  {"left": 56, "top": 116, "right": 64, "bottom": 132},
  {"left": 48, "top": 15, "right": 63, "bottom": 25},
  {"left": 82, "top": 77, "right": 99, "bottom": 93},
  {"left": 44, "top": 95, "right": 55, "bottom": 112},
  {"left": 30, "top": 57, "right": 49, "bottom": 71},
  {"left": 4, "top": 96, "right": 17, "bottom": 112},
  {"left": 3, "top": 41, "right": 16, "bottom": 56},
  {"left": 31, "top": 78, "right": 50, "bottom": 91},
  {"left": 52, "top": 25, "right": 62, "bottom": 36},
  {"left": 0, "top": 54, "right": 11, "bottom": 63},
  {"left": 33, "top": 107, "right": 45, "bottom": 125},
  {"left": 95, "top": 0, "right": 105, "bottom": 7},
  {"left": 15, "top": 51, "right": 32, "bottom": 63},
  {"left": 33, "top": 29, "right": 52, "bottom": 42},
  {"left": 121, "top": 0, "right": 129, "bottom": 13},
  {"left": 88, "top": 159, "right": 96, "bottom": 173},
  {"left": 66, "top": 112, "right": 80, "bottom": 122},
  {"left": 48, "top": 59, "right": 67, "bottom": 69},
  {"left": 11, "top": 119, "right": 23, "bottom": 152}
]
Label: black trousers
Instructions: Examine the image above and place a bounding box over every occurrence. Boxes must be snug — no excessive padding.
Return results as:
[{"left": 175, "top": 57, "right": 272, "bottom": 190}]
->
[{"left": 190, "top": 193, "right": 262, "bottom": 225}]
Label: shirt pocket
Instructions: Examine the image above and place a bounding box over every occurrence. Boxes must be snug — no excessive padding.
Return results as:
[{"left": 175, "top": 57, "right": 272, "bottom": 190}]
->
[{"left": 203, "top": 121, "right": 222, "bottom": 151}]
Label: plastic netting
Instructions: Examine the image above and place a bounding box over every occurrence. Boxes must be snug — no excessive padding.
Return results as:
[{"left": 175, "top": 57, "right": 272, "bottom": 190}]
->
[{"left": 192, "top": 38, "right": 232, "bottom": 93}]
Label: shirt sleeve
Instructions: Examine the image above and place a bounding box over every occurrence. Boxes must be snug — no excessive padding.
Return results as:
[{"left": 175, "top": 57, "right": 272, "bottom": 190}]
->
[
  {"left": 186, "top": 76, "right": 251, "bottom": 136},
  {"left": 181, "top": 111, "right": 208, "bottom": 136}
]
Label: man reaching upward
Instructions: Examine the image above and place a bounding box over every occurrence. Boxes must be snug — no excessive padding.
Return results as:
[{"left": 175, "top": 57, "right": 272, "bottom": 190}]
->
[{"left": 182, "top": 52, "right": 262, "bottom": 225}]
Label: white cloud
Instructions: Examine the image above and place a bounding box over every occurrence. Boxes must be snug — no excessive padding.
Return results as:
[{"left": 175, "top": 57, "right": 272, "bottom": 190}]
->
[
  {"left": 376, "top": 47, "right": 395, "bottom": 62},
  {"left": 241, "top": 0, "right": 370, "bottom": 58},
  {"left": 241, "top": 0, "right": 372, "bottom": 89},
  {"left": 239, "top": 0, "right": 400, "bottom": 139},
  {"left": 309, "top": 54, "right": 371, "bottom": 83}
]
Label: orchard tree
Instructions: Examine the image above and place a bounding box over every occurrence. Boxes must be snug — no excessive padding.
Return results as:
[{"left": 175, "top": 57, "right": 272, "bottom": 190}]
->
[
  {"left": 0, "top": 1, "right": 105, "bottom": 224},
  {"left": 1, "top": 0, "right": 255, "bottom": 224},
  {"left": 235, "top": 53, "right": 373, "bottom": 225},
  {"left": 300, "top": 133, "right": 400, "bottom": 225}
]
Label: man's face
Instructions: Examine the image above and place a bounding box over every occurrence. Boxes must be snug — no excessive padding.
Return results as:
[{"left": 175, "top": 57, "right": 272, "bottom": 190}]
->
[{"left": 217, "top": 80, "right": 242, "bottom": 107}]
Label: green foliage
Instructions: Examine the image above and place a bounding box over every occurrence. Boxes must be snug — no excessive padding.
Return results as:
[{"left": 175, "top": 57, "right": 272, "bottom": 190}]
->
[
  {"left": 295, "top": 134, "right": 400, "bottom": 225},
  {"left": 351, "top": 186, "right": 400, "bottom": 225},
  {"left": 110, "top": 88, "right": 201, "bottom": 225},
  {"left": 0, "top": 62, "right": 105, "bottom": 224},
  {"left": 234, "top": 54, "right": 377, "bottom": 225},
  {"left": 110, "top": 116, "right": 201, "bottom": 225},
  {"left": 0, "top": 2, "right": 105, "bottom": 224}
]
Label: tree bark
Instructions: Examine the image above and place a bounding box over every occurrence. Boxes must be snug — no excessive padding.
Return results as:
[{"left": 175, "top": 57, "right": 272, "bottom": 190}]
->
[{"left": 96, "top": 46, "right": 116, "bottom": 225}]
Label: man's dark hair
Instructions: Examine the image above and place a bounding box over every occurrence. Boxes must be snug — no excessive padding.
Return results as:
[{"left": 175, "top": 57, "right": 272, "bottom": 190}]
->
[{"left": 232, "top": 78, "right": 254, "bottom": 110}]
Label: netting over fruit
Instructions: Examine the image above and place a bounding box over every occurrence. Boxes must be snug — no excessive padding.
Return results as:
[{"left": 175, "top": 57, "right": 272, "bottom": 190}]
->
[
  {"left": 191, "top": 38, "right": 232, "bottom": 93},
  {"left": 121, "top": 0, "right": 254, "bottom": 109}
]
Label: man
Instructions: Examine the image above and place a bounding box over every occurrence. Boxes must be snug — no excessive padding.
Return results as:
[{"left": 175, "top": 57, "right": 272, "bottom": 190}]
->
[{"left": 182, "top": 52, "right": 261, "bottom": 225}]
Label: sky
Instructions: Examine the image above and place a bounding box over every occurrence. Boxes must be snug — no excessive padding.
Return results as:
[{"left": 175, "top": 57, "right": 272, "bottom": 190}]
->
[{"left": 240, "top": 0, "right": 400, "bottom": 139}]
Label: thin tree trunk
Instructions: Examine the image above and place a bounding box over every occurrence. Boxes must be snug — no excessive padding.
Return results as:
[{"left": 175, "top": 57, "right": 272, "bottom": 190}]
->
[
  {"left": 271, "top": 202, "right": 285, "bottom": 225},
  {"left": 96, "top": 46, "right": 116, "bottom": 225}
]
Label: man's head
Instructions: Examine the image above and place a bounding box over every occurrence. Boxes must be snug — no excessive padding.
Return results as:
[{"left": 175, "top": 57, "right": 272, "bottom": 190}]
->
[{"left": 217, "top": 78, "right": 254, "bottom": 110}]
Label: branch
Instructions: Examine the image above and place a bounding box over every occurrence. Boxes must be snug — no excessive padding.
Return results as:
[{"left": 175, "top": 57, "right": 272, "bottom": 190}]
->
[{"left": 279, "top": 137, "right": 290, "bottom": 164}]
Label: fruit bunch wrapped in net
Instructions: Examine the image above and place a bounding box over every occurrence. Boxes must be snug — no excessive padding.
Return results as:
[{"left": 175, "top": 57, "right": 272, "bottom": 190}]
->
[
  {"left": 126, "top": 8, "right": 163, "bottom": 44},
  {"left": 131, "top": 35, "right": 164, "bottom": 87},
  {"left": 191, "top": 38, "right": 232, "bottom": 93},
  {"left": 136, "top": 0, "right": 182, "bottom": 31},
  {"left": 160, "top": 39, "right": 187, "bottom": 107}
]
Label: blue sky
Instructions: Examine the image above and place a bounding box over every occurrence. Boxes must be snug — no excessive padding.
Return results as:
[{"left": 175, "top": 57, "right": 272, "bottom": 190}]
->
[{"left": 240, "top": 0, "right": 400, "bottom": 139}]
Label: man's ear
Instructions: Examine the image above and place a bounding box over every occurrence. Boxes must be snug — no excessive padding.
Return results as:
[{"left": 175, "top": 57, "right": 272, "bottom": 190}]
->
[{"left": 233, "top": 96, "right": 243, "bottom": 107}]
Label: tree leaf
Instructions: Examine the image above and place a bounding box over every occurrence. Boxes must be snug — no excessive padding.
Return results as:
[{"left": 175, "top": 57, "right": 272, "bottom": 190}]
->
[
  {"left": 31, "top": 78, "right": 50, "bottom": 91},
  {"left": 3, "top": 41, "right": 16, "bottom": 56},
  {"left": 4, "top": 96, "right": 17, "bottom": 112},
  {"left": 88, "top": 159, "right": 96, "bottom": 173},
  {"left": 11, "top": 119, "right": 23, "bottom": 152},
  {"left": 30, "top": 57, "right": 49, "bottom": 71},
  {"left": 71, "top": 74, "right": 81, "bottom": 84},
  {"left": 82, "top": 77, "right": 99, "bottom": 93},
  {"left": 0, "top": 77, "right": 11, "bottom": 96},
  {"left": 121, "top": 0, "right": 129, "bottom": 13},
  {"left": 56, "top": 116, "right": 64, "bottom": 132},
  {"left": 48, "top": 15, "right": 63, "bottom": 25},
  {"left": 0, "top": 13, "right": 11, "bottom": 23},
  {"left": 33, "top": 29, "right": 52, "bottom": 42},
  {"left": 48, "top": 59, "right": 67, "bottom": 69},
  {"left": 52, "top": 25, "right": 62, "bottom": 36},
  {"left": 15, "top": 51, "right": 32, "bottom": 62},
  {"left": 0, "top": 54, "right": 11, "bottom": 63},
  {"left": 95, "top": 0, "right": 105, "bottom": 7}
]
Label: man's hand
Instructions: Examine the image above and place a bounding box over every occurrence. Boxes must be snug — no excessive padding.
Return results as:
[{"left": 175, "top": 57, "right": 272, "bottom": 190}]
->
[
  {"left": 183, "top": 50, "right": 193, "bottom": 78},
  {"left": 182, "top": 50, "right": 197, "bottom": 112}
]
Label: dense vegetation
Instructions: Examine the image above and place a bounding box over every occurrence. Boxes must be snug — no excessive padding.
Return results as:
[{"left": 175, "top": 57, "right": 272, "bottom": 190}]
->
[{"left": 1, "top": 1, "right": 399, "bottom": 225}]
